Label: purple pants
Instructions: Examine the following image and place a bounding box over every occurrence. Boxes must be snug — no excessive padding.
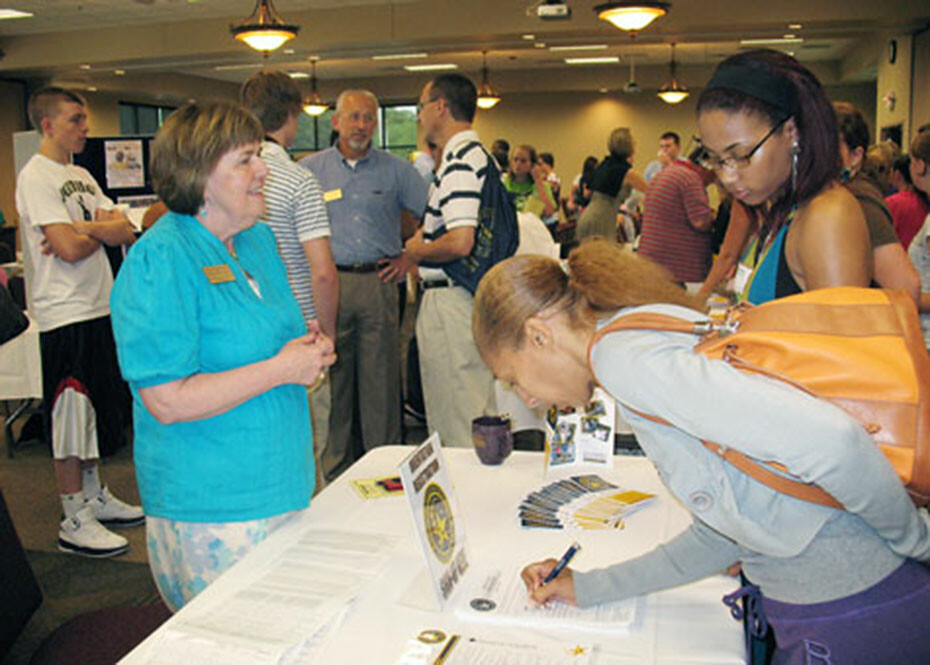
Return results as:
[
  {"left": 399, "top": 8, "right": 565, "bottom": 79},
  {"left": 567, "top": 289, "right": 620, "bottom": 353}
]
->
[{"left": 735, "top": 560, "right": 930, "bottom": 665}]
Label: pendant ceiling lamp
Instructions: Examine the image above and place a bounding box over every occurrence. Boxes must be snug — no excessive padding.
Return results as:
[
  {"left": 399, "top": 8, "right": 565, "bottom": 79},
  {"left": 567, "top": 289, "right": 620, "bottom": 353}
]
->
[
  {"left": 657, "top": 43, "right": 689, "bottom": 104},
  {"left": 230, "top": 0, "right": 299, "bottom": 54},
  {"left": 303, "top": 59, "right": 328, "bottom": 116},
  {"left": 595, "top": 1, "right": 670, "bottom": 33},
  {"left": 476, "top": 51, "right": 501, "bottom": 110}
]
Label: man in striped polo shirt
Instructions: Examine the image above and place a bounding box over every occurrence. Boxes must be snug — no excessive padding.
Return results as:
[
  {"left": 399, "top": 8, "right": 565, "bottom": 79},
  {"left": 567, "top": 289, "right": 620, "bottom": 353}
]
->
[
  {"left": 403, "top": 73, "right": 497, "bottom": 448},
  {"left": 241, "top": 71, "right": 338, "bottom": 488},
  {"left": 638, "top": 150, "right": 716, "bottom": 291}
]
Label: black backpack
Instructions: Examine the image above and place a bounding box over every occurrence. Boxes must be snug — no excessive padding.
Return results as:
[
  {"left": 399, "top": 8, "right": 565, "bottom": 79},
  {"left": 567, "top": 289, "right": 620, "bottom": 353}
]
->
[{"left": 423, "top": 141, "right": 519, "bottom": 294}]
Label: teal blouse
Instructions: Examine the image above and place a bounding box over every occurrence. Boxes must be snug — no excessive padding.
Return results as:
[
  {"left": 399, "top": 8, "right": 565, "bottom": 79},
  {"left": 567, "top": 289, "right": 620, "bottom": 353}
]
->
[{"left": 110, "top": 211, "right": 313, "bottom": 522}]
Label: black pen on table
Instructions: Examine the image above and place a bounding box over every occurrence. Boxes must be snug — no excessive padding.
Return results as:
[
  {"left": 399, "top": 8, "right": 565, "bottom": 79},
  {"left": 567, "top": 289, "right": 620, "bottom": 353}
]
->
[{"left": 542, "top": 541, "right": 581, "bottom": 585}]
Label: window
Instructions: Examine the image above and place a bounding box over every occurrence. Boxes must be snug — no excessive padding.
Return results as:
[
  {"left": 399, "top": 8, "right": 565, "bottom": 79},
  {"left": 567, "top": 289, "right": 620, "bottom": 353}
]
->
[
  {"left": 382, "top": 105, "right": 417, "bottom": 159},
  {"left": 291, "top": 104, "right": 418, "bottom": 160},
  {"left": 119, "top": 102, "right": 176, "bottom": 135}
]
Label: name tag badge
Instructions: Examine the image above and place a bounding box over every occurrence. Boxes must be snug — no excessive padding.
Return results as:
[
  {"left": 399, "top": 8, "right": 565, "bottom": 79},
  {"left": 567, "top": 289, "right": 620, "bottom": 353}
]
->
[
  {"left": 203, "top": 264, "right": 236, "bottom": 284},
  {"left": 731, "top": 263, "right": 753, "bottom": 295},
  {"left": 323, "top": 188, "right": 343, "bottom": 202}
]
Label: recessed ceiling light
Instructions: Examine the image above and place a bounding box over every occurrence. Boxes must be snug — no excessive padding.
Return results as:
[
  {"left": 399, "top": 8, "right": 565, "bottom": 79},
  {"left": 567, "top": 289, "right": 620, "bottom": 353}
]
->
[
  {"left": 283, "top": 48, "right": 295, "bottom": 54},
  {"left": 522, "top": 34, "right": 535, "bottom": 40},
  {"left": 599, "top": 87, "right": 609, "bottom": 93},
  {"left": 0, "top": 9, "right": 32, "bottom": 20},
  {"left": 80, "top": 64, "right": 91, "bottom": 70},
  {"left": 87, "top": 86, "right": 97, "bottom": 92},
  {"left": 288, "top": 72, "right": 310, "bottom": 79},
  {"left": 534, "top": 42, "right": 547, "bottom": 48},
  {"left": 739, "top": 37, "right": 803, "bottom": 46},
  {"left": 404, "top": 63, "right": 458, "bottom": 71},
  {"left": 788, "top": 23, "right": 803, "bottom": 30},
  {"left": 564, "top": 56, "right": 620, "bottom": 65},
  {"left": 372, "top": 52, "right": 428, "bottom": 60},
  {"left": 783, "top": 34, "right": 796, "bottom": 39},
  {"left": 549, "top": 44, "right": 609, "bottom": 52},
  {"left": 114, "top": 69, "right": 125, "bottom": 75}
]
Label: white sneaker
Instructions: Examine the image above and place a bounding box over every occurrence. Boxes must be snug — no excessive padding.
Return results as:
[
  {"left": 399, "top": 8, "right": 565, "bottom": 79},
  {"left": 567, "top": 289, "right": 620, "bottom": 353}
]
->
[
  {"left": 58, "top": 505, "right": 129, "bottom": 558},
  {"left": 89, "top": 486, "right": 145, "bottom": 528}
]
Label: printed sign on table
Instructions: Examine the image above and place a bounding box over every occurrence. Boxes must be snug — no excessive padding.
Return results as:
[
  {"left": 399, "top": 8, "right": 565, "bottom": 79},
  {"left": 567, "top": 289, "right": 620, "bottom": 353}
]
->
[
  {"left": 399, "top": 433, "right": 469, "bottom": 609},
  {"left": 544, "top": 387, "right": 615, "bottom": 477}
]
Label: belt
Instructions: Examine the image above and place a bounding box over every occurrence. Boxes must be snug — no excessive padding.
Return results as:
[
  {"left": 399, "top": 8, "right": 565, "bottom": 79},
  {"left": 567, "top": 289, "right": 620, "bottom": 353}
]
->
[
  {"left": 423, "top": 278, "right": 453, "bottom": 290},
  {"left": 336, "top": 262, "right": 380, "bottom": 274}
]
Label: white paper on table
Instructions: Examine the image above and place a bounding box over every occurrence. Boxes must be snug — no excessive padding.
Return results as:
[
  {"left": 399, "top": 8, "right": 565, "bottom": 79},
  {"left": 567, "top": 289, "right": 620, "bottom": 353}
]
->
[
  {"left": 456, "top": 568, "right": 638, "bottom": 633},
  {"left": 393, "top": 632, "right": 597, "bottom": 665},
  {"left": 142, "top": 527, "right": 399, "bottom": 661},
  {"left": 137, "top": 628, "right": 284, "bottom": 665}
]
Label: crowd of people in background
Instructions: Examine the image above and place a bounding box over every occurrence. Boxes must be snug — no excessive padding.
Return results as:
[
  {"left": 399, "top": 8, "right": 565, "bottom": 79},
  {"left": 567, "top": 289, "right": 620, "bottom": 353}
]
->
[{"left": 10, "top": 46, "right": 930, "bottom": 663}]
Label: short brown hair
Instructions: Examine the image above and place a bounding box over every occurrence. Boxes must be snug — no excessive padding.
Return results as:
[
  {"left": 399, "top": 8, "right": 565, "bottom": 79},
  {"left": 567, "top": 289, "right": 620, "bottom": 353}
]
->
[
  {"left": 150, "top": 101, "right": 263, "bottom": 215},
  {"left": 28, "top": 86, "right": 86, "bottom": 134},
  {"left": 240, "top": 70, "right": 303, "bottom": 133}
]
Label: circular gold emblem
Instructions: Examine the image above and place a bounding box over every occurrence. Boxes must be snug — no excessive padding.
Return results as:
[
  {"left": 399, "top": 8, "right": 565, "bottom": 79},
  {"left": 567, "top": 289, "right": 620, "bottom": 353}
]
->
[{"left": 423, "top": 482, "right": 455, "bottom": 564}]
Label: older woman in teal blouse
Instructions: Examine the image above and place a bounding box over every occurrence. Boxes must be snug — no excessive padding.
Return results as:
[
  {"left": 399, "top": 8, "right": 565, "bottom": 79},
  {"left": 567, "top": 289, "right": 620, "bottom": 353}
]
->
[{"left": 110, "top": 101, "right": 335, "bottom": 611}]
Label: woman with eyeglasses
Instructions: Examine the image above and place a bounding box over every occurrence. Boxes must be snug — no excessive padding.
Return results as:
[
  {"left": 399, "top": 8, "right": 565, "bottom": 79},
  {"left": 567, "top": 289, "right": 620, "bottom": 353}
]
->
[{"left": 695, "top": 49, "right": 871, "bottom": 304}]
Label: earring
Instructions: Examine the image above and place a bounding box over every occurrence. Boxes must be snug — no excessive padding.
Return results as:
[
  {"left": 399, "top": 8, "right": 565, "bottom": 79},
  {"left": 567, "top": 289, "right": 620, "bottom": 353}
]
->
[
  {"left": 790, "top": 142, "right": 800, "bottom": 192},
  {"left": 198, "top": 204, "right": 207, "bottom": 219}
]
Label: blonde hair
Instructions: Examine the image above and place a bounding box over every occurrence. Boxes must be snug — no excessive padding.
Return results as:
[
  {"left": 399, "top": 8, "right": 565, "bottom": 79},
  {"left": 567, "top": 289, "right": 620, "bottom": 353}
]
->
[
  {"left": 151, "top": 100, "right": 263, "bottom": 215},
  {"left": 473, "top": 238, "right": 703, "bottom": 358},
  {"left": 608, "top": 127, "right": 634, "bottom": 159},
  {"left": 862, "top": 140, "right": 899, "bottom": 193}
]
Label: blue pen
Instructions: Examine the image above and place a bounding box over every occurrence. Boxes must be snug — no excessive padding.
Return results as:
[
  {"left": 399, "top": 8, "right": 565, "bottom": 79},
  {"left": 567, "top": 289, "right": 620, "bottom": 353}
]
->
[{"left": 542, "top": 541, "right": 581, "bottom": 584}]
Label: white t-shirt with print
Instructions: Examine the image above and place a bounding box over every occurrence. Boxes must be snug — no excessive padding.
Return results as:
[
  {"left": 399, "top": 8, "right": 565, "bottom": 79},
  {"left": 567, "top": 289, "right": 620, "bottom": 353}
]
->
[{"left": 16, "top": 153, "right": 115, "bottom": 332}]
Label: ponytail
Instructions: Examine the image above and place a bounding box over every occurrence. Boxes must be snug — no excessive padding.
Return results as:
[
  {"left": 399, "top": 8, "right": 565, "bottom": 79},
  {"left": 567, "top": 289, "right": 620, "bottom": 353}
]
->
[{"left": 473, "top": 239, "right": 703, "bottom": 358}]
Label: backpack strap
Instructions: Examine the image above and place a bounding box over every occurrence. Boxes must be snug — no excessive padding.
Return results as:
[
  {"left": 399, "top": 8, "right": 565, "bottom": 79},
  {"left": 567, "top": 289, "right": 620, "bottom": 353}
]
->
[{"left": 588, "top": 315, "right": 845, "bottom": 510}]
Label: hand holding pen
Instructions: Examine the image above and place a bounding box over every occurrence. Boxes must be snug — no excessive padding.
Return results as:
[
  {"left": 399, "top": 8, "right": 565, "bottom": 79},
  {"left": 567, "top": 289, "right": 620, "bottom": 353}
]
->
[{"left": 520, "top": 541, "right": 581, "bottom": 607}]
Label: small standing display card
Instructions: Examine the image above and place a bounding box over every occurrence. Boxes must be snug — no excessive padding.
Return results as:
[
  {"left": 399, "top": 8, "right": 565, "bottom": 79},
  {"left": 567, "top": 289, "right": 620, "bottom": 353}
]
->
[
  {"left": 544, "top": 388, "right": 615, "bottom": 477},
  {"left": 399, "top": 434, "right": 470, "bottom": 610}
]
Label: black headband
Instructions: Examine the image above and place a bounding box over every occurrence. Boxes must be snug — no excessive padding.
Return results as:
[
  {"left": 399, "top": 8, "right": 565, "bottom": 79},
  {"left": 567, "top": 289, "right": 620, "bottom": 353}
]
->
[{"left": 704, "top": 63, "right": 798, "bottom": 117}]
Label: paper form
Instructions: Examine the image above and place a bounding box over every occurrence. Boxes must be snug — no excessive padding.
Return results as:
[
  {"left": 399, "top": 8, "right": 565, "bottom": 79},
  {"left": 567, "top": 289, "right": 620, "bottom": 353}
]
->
[
  {"left": 134, "top": 527, "right": 398, "bottom": 664},
  {"left": 457, "top": 568, "right": 637, "bottom": 632}
]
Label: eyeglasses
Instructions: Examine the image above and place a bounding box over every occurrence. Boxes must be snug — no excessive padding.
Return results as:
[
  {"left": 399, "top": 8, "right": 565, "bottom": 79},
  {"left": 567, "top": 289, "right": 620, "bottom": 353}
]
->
[
  {"left": 696, "top": 116, "right": 790, "bottom": 172},
  {"left": 417, "top": 98, "right": 440, "bottom": 114}
]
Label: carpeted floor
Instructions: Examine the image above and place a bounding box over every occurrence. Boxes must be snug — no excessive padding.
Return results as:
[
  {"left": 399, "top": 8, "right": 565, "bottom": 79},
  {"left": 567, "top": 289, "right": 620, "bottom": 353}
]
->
[{"left": 1, "top": 433, "right": 158, "bottom": 665}]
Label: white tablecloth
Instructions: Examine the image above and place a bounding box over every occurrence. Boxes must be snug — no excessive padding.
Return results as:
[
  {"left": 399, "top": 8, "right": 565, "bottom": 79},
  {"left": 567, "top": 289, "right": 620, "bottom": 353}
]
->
[
  {"left": 121, "top": 447, "right": 746, "bottom": 664},
  {"left": 0, "top": 314, "right": 41, "bottom": 400}
]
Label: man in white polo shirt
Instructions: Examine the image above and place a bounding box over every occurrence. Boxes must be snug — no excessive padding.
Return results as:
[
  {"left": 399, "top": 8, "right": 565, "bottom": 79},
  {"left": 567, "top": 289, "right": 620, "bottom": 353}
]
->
[
  {"left": 16, "top": 87, "right": 142, "bottom": 557},
  {"left": 402, "top": 73, "right": 497, "bottom": 448}
]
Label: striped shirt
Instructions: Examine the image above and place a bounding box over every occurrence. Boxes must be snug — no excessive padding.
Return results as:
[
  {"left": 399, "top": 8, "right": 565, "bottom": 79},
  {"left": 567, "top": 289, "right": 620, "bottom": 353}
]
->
[
  {"left": 260, "top": 140, "right": 331, "bottom": 325},
  {"left": 638, "top": 161, "right": 714, "bottom": 283},
  {"left": 420, "top": 130, "right": 488, "bottom": 282}
]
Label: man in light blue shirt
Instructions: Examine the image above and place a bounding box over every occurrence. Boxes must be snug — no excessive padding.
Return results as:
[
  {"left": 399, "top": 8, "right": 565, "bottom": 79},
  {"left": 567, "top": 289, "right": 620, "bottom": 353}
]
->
[{"left": 300, "top": 90, "right": 428, "bottom": 481}]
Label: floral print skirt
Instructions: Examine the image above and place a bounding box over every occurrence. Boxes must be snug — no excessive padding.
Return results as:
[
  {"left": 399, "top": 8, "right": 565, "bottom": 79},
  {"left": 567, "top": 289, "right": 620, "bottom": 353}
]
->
[{"left": 145, "top": 510, "right": 300, "bottom": 612}]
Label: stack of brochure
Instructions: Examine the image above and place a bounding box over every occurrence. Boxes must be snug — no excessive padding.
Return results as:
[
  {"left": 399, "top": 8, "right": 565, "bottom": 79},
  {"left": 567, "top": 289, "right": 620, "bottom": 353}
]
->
[{"left": 518, "top": 475, "right": 655, "bottom": 530}]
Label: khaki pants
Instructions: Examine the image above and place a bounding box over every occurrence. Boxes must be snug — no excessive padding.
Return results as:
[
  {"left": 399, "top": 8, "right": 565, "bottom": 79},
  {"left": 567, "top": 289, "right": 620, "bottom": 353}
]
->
[
  {"left": 308, "top": 376, "right": 330, "bottom": 495},
  {"left": 416, "top": 285, "right": 496, "bottom": 448},
  {"left": 321, "top": 272, "right": 401, "bottom": 482}
]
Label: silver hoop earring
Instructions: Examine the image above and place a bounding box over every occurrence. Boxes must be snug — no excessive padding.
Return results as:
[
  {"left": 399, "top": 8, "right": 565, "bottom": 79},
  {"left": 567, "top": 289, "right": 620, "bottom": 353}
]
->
[
  {"left": 790, "top": 143, "right": 800, "bottom": 193},
  {"left": 198, "top": 205, "right": 207, "bottom": 219}
]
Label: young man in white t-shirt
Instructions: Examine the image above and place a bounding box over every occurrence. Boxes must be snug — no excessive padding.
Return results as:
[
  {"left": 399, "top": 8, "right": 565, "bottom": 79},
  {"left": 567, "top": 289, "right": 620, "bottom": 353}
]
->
[{"left": 16, "top": 87, "right": 142, "bottom": 557}]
